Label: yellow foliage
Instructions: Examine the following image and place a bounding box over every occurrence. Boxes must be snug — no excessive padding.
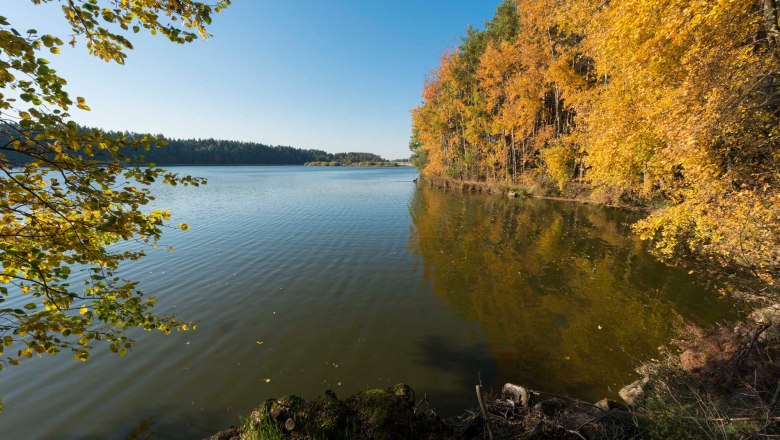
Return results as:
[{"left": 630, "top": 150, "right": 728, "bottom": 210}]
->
[
  {"left": 412, "top": 0, "right": 780, "bottom": 282},
  {"left": 0, "top": 1, "right": 227, "bottom": 369},
  {"left": 540, "top": 143, "right": 576, "bottom": 190}
]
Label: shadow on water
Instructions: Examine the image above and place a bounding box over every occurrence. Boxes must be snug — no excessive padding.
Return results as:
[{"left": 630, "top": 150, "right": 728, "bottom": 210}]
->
[
  {"left": 408, "top": 184, "right": 739, "bottom": 402},
  {"left": 413, "top": 335, "right": 497, "bottom": 407}
]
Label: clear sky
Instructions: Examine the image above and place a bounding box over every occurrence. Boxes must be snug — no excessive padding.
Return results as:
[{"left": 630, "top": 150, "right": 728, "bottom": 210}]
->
[{"left": 5, "top": 1, "right": 501, "bottom": 160}]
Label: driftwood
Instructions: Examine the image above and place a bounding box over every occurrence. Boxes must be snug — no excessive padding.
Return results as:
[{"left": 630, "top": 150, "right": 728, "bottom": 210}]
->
[{"left": 475, "top": 385, "right": 493, "bottom": 440}]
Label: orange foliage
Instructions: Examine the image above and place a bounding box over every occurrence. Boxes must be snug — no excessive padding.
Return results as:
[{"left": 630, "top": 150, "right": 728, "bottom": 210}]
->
[{"left": 411, "top": 0, "right": 780, "bottom": 283}]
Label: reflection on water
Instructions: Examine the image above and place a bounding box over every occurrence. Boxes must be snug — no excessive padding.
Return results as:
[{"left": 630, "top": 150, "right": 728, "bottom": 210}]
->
[
  {"left": 0, "top": 167, "right": 737, "bottom": 439},
  {"left": 408, "top": 184, "right": 737, "bottom": 399}
]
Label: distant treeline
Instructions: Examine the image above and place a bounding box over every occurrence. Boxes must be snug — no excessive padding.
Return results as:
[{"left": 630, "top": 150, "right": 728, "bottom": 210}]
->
[
  {"left": 138, "top": 137, "right": 386, "bottom": 165},
  {"left": 143, "top": 139, "right": 384, "bottom": 165},
  {"left": 0, "top": 125, "right": 386, "bottom": 165},
  {"left": 305, "top": 161, "right": 400, "bottom": 167}
]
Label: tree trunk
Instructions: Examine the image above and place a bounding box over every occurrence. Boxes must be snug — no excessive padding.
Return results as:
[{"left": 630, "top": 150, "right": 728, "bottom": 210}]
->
[
  {"left": 554, "top": 84, "right": 561, "bottom": 137},
  {"left": 511, "top": 130, "right": 517, "bottom": 183},
  {"left": 763, "top": 0, "right": 780, "bottom": 50},
  {"left": 522, "top": 139, "right": 527, "bottom": 174}
]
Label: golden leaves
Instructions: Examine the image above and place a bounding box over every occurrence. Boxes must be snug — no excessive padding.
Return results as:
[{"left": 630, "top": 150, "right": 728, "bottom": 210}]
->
[
  {"left": 413, "top": 0, "right": 780, "bottom": 281},
  {"left": 0, "top": 1, "right": 223, "bottom": 370}
]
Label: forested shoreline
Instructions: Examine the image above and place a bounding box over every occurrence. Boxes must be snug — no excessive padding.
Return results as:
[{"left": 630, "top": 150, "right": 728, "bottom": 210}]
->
[
  {"left": 398, "top": 2, "right": 780, "bottom": 437},
  {"left": 304, "top": 160, "right": 401, "bottom": 167},
  {"left": 0, "top": 125, "right": 387, "bottom": 166},
  {"left": 411, "top": 0, "right": 780, "bottom": 286},
  {"left": 140, "top": 136, "right": 387, "bottom": 165}
]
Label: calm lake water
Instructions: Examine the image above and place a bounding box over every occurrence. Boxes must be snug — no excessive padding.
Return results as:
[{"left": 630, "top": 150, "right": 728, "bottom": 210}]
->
[{"left": 0, "top": 166, "right": 737, "bottom": 439}]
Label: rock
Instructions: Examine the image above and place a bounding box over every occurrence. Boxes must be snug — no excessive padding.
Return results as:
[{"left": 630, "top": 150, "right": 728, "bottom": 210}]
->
[
  {"left": 249, "top": 400, "right": 273, "bottom": 428},
  {"left": 203, "top": 427, "right": 239, "bottom": 440},
  {"left": 345, "top": 386, "right": 415, "bottom": 435},
  {"left": 308, "top": 388, "right": 356, "bottom": 437},
  {"left": 748, "top": 304, "right": 780, "bottom": 340},
  {"left": 270, "top": 406, "right": 285, "bottom": 420},
  {"left": 388, "top": 383, "right": 416, "bottom": 405},
  {"left": 501, "top": 383, "right": 530, "bottom": 407},
  {"left": 249, "top": 395, "right": 306, "bottom": 428},
  {"left": 618, "top": 378, "right": 648, "bottom": 406},
  {"left": 230, "top": 385, "right": 452, "bottom": 440},
  {"left": 595, "top": 398, "right": 621, "bottom": 411},
  {"left": 344, "top": 384, "right": 449, "bottom": 439},
  {"left": 533, "top": 398, "right": 569, "bottom": 417},
  {"left": 749, "top": 303, "right": 780, "bottom": 326}
]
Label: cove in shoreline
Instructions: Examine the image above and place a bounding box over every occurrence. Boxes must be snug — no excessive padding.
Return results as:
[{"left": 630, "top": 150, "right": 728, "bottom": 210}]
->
[{"left": 208, "top": 304, "right": 780, "bottom": 439}]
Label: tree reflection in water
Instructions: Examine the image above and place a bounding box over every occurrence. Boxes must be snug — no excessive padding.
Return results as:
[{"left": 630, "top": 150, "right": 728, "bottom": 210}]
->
[{"left": 408, "top": 185, "right": 737, "bottom": 401}]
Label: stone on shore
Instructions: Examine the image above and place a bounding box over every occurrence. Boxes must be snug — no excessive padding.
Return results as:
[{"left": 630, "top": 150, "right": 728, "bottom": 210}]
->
[
  {"left": 595, "top": 398, "right": 621, "bottom": 411},
  {"left": 618, "top": 378, "right": 648, "bottom": 406},
  {"left": 533, "top": 397, "right": 570, "bottom": 416}
]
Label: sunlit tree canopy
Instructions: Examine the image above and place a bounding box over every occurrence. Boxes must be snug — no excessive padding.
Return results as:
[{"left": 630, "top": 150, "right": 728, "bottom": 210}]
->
[{"left": 412, "top": 0, "right": 780, "bottom": 285}]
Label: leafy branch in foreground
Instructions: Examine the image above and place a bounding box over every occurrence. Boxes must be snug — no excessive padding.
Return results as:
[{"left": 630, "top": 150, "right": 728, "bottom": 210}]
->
[{"left": 0, "top": 0, "right": 229, "bottom": 367}]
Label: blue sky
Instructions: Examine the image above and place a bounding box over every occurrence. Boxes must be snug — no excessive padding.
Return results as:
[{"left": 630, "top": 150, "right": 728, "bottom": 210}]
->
[{"left": 5, "top": 1, "right": 501, "bottom": 159}]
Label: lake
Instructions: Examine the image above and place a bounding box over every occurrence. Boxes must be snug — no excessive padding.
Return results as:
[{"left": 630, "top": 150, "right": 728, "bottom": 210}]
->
[{"left": 0, "top": 166, "right": 737, "bottom": 439}]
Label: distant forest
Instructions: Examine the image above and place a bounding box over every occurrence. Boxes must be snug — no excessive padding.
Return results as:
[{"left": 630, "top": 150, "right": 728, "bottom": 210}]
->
[
  {"left": 0, "top": 125, "right": 387, "bottom": 165},
  {"left": 136, "top": 136, "right": 386, "bottom": 165}
]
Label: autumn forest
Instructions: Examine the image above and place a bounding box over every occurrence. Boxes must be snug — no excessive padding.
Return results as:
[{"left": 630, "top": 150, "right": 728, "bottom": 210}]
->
[{"left": 411, "top": 0, "right": 780, "bottom": 285}]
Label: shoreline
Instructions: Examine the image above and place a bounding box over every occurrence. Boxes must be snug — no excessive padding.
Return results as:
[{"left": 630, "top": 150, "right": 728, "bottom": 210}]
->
[
  {"left": 420, "top": 175, "right": 653, "bottom": 212},
  {"left": 303, "top": 161, "right": 408, "bottom": 167},
  {"left": 203, "top": 177, "right": 778, "bottom": 439},
  {"left": 207, "top": 304, "right": 779, "bottom": 439}
]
